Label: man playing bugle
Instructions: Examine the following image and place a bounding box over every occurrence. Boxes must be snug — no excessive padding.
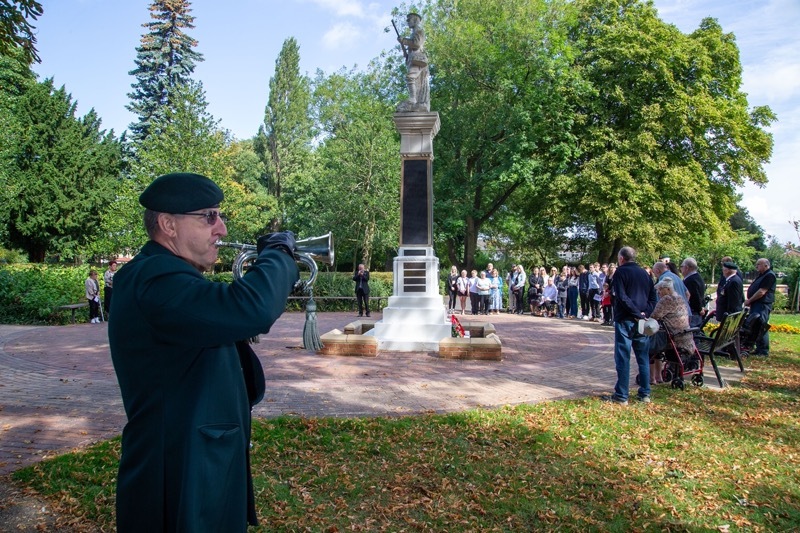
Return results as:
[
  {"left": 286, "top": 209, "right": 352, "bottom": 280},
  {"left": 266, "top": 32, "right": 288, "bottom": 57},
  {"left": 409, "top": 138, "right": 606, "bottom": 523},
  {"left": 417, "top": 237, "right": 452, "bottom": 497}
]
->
[{"left": 109, "top": 172, "right": 298, "bottom": 531}]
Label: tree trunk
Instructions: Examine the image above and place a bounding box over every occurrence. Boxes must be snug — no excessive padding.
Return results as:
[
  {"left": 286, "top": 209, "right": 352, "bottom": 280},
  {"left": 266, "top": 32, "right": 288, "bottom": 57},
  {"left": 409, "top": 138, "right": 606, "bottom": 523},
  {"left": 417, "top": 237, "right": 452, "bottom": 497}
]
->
[
  {"left": 595, "top": 222, "right": 613, "bottom": 264},
  {"left": 595, "top": 222, "right": 624, "bottom": 264},
  {"left": 446, "top": 240, "right": 460, "bottom": 272},
  {"left": 462, "top": 216, "right": 478, "bottom": 273},
  {"left": 28, "top": 243, "right": 46, "bottom": 263},
  {"left": 361, "top": 218, "right": 375, "bottom": 270}
]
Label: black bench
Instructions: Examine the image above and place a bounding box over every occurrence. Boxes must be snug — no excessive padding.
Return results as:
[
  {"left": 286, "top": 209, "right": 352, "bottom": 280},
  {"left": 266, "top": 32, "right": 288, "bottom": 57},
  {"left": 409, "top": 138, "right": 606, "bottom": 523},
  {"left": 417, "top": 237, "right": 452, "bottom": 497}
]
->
[
  {"left": 57, "top": 302, "right": 89, "bottom": 324},
  {"left": 692, "top": 310, "right": 747, "bottom": 387}
]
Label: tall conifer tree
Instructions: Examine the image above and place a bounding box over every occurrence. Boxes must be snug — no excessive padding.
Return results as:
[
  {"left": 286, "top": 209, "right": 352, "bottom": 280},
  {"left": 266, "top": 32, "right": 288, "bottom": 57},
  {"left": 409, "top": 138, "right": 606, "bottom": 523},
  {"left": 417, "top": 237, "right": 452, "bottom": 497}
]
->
[
  {"left": 254, "top": 37, "right": 312, "bottom": 232},
  {"left": 126, "top": 0, "right": 203, "bottom": 143}
]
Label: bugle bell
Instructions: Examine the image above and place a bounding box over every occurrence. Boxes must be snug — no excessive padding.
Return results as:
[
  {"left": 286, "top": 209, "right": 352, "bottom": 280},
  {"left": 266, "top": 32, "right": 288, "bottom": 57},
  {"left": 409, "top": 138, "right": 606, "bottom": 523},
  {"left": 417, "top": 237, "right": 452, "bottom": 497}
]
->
[{"left": 216, "top": 232, "right": 334, "bottom": 292}]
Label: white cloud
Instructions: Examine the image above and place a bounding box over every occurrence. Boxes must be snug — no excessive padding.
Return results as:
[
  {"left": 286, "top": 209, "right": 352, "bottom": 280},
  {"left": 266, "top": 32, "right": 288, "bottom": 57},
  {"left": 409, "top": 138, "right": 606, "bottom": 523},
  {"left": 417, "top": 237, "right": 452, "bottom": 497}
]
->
[
  {"left": 743, "top": 50, "right": 800, "bottom": 106},
  {"left": 740, "top": 126, "right": 800, "bottom": 244},
  {"left": 741, "top": 189, "right": 798, "bottom": 244},
  {"left": 322, "top": 22, "right": 362, "bottom": 50}
]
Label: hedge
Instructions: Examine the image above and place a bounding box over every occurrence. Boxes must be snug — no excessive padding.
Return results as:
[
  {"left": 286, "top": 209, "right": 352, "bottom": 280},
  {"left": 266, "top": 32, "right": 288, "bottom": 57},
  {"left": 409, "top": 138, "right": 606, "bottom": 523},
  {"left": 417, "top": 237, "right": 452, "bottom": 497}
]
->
[{"left": 1, "top": 265, "right": 398, "bottom": 325}]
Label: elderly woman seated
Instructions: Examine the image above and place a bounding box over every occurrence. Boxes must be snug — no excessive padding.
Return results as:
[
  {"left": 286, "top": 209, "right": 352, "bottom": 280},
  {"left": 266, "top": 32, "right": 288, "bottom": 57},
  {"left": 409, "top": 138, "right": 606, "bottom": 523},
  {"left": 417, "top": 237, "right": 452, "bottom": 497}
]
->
[{"left": 649, "top": 277, "right": 694, "bottom": 385}]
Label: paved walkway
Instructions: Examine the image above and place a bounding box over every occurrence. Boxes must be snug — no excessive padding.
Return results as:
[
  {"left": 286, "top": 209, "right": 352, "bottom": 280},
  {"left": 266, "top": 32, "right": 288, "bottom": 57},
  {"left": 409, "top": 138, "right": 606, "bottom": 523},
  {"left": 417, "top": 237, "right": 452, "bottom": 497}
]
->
[{"left": 0, "top": 311, "right": 735, "bottom": 476}]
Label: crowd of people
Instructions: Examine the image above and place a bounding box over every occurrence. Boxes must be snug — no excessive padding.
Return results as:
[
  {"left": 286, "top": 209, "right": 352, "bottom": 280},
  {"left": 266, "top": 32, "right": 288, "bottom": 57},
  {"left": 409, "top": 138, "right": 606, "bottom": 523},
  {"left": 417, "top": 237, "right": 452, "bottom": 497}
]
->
[
  {"left": 446, "top": 261, "right": 620, "bottom": 323},
  {"left": 444, "top": 251, "right": 779, "bottom": 403}
]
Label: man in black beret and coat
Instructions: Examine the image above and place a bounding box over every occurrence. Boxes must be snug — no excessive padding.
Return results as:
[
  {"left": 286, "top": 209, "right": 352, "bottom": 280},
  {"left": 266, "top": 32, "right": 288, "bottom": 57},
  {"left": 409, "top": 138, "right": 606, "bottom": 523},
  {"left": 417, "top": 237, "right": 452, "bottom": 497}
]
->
[
  {"left": 715, "top": 261, "right": 743, "bottom": 319},
  {"left": 108, "top": 172, "right": 299, "bottom": 532}
]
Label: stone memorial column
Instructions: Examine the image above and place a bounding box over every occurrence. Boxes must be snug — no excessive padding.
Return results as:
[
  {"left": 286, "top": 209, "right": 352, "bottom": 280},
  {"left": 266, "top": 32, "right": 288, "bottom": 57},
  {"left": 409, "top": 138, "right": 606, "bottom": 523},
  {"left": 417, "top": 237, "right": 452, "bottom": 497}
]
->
[{"left": 370, "top": 112, "right": 451, "bottom": 351}]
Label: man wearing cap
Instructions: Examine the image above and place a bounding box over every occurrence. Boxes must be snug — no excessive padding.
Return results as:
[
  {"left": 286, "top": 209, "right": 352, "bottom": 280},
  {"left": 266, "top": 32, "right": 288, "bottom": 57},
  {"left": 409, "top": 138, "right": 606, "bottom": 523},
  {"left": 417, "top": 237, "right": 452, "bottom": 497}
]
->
[
  {"left": 743, "top": 258, "right": 777, "bottom": 356},
  {"left": 108, "top": 172, "right": 299, "bottom": 532},
  {"left": 715, "top": 260, "right": 743, "bottom": 319},
  {"left": 605, "top": 246, "right": 657, "bottom": 405}
]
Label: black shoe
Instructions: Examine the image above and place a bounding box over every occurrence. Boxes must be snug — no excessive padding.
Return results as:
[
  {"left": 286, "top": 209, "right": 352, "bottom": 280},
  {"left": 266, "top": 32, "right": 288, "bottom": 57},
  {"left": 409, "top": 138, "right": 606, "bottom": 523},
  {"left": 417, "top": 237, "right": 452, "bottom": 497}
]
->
[
  {"left": 366, "top": 313, "right": 371, "bottom": 317},
  {"left": 358, "top": 314, "right": 363, "bottom": 317}
]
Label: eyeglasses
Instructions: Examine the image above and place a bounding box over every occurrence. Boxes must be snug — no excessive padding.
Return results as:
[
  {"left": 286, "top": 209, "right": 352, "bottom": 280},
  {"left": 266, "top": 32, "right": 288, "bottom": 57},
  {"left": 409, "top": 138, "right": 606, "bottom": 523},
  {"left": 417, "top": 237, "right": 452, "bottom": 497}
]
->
[{"left": 180, "top": 211, "right": 228, "bottom": 225}]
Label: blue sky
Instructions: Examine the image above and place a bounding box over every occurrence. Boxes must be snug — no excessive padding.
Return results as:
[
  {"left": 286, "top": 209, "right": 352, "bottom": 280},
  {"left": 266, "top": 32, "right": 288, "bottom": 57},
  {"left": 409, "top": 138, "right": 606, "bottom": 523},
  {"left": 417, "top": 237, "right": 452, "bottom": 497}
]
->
[{"left": 32, "top": 0, "right": 799, "bottom": 244}]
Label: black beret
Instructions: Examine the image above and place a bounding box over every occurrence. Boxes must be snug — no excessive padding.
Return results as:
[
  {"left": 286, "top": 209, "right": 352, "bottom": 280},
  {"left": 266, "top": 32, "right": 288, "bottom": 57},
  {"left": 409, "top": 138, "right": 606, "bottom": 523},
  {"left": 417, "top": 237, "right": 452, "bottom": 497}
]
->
[
  {"left": 722, "top": 261, "right": 738, "bottom": 270},
  {"left": 139, "top": 173, "right": 224, "bottom": 213}
]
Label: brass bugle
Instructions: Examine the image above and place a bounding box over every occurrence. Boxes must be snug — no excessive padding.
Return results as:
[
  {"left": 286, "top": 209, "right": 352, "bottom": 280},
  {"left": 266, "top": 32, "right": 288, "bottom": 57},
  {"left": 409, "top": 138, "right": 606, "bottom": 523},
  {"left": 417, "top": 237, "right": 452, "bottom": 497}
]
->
[{"left": 216, "top": 232, "right": 334, "bottom": 292}]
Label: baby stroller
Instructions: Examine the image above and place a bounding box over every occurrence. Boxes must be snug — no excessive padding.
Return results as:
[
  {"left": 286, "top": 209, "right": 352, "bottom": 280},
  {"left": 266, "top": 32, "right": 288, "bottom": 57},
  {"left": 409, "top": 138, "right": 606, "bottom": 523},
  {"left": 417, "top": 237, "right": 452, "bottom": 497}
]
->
[{"left": 655, "top": 321, "right": 705, "bottom": 390}]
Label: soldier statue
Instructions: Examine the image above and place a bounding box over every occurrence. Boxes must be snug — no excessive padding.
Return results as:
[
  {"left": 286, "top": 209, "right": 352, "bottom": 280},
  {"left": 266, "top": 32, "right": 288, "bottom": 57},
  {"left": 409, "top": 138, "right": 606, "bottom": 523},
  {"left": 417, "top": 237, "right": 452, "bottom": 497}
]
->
[{"left": 396, "top": 12, "right": 430, "bottom": 112}]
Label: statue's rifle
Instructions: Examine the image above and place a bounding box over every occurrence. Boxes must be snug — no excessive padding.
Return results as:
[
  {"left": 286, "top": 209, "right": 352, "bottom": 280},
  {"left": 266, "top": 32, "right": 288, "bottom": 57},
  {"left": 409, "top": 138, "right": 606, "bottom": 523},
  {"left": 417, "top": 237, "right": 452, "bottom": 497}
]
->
[{"left": 391, "top": 19, "right": 409, "bottom": 61}]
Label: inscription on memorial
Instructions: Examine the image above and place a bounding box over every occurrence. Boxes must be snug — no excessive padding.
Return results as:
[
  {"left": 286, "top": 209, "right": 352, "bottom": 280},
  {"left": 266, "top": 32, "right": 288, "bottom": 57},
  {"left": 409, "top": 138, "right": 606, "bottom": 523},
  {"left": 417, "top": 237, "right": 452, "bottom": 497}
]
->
[
  {"left": 403, "top": 261, "right": 427, "bottom": 292},
  {"left": 401, "top": 159, "right": 430, "bottom": 245}
]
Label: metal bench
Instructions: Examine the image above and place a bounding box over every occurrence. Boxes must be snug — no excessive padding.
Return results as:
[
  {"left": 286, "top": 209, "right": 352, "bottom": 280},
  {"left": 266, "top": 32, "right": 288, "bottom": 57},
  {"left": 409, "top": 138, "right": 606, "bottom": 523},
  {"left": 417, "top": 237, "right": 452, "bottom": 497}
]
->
[
  {"left": 57, "top": 302, "right": 89, "bottom": 324},
  {"left": 692, "top": 310, "right": 747, "bottom": 387}
]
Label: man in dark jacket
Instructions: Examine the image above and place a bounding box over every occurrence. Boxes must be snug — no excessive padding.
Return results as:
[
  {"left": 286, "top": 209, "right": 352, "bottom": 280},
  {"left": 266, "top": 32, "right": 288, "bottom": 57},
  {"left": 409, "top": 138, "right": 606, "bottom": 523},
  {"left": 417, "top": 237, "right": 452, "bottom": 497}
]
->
[
  {"left": 607, "top": 246, "right": 657, "bottom": 405},
  {"left": 353, "top": 263, "right": 371, "bottom": 317},
  {"left": 109, "top": 172, "right": 299, "bottom": 532},
  {"left": 743, "top": 258, "right": 777, "bottom": 356},
  {"left": 715, "top": 261, "right": 743, "bottom": 319}
]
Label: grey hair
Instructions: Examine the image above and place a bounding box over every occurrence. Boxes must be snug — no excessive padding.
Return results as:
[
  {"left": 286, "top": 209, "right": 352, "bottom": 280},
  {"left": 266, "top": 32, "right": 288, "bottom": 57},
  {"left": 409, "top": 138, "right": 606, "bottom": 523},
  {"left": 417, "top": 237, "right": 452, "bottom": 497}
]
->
[
  {"left": 654, "top": 277, "right": 675, "bottom": 293},
  {"left": 618, "top": 246, "right": 636, "bottom": 262},
  {"left": 144, "top": 209, "right": 162, "bottom": 240},
  {"left": 681, "top": 257, "right": 698, "bottom": 271}
]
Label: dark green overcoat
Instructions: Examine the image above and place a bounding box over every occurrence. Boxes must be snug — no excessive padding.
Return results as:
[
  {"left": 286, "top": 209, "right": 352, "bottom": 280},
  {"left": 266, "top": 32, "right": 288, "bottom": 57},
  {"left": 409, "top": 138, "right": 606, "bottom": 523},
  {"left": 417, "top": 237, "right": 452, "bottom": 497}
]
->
[{"left": 108, "top": 241, "right": 298, "bottom": 532}]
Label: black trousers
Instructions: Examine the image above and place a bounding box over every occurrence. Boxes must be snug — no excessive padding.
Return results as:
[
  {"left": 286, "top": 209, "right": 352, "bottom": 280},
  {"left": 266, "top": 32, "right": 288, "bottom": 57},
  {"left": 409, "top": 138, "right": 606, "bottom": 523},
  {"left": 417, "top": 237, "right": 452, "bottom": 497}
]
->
[
  {"left": 470, "top": 292, "right": 480, "bottom": 314},
  {"left": 448, "top": 288, "right": 457, "bottom": 310},
  {"left": 104, "top": 287, "right": 113, "bottom": 314},
  {"left": 356, "top": 289, "right": 369, "bottom": 316},
  {"left": 588, "top": 289, "right": 600, "bottom": 318},
  {"left": 579, "top": 292, "right": 589, "bottom": 317},
  {"left": 88, "top": 298, "right": 100, "bottom": 321},
  {"left": 512, "top": 289, "right": 525, "bottom": 313}
]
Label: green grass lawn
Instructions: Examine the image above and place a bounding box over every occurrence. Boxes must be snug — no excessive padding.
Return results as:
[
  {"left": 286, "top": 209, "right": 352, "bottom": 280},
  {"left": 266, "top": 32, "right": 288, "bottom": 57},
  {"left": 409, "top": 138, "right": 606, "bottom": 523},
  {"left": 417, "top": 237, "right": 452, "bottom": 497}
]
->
[{"left": 13, "top": 315, "right": 800, "bottom": 531}]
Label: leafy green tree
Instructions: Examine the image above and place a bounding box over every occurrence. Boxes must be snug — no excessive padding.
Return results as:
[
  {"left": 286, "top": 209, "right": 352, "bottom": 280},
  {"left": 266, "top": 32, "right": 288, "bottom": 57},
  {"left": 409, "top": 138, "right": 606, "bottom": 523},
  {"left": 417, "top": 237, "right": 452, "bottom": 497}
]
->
[
  {"left": 681, "top": 229, "right": 756, "bottom": 282},
  {"left": 762, "top": 235, "right": 794, "bottom": 275},
  {"left": 221, "top": 138, "right": 276, "bottom": 244},
  {"left": 0, "top": 0, "right": 42, "bottom": 64},
  {"left": 99, "top": 81, "right": 274, "bottom": 255},
  {"left": 0, "top": 43, "right": 33, "bottom": 97},
  {"left": 558, "top": 0, "right": 775, "bottom": 263},
  {"left": 729, "top": 205, "right": 765, "bottom": 251},
  {"left": 1, "top": 78, "right": 122, "bottom": 262},
  {"left": 126, "top": 0, "right": 203, "bottom": 144},
  {"left": 0, "top": 49, "right": 33, "bottom": 247},
  {"left": 254, "top": 37, "right": 313, "bottom": 232},
  {"left": 312, "top": 67, "right": 400, "bottom": 269},
  {"left": 424, "top": 0, "right": 579, "bottom": 272}
]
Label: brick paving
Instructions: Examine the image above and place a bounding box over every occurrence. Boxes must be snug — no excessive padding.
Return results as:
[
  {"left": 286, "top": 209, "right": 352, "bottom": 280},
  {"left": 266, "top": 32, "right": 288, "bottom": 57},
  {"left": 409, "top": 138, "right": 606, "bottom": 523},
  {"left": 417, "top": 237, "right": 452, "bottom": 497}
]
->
[{"left": 1, "top": 311, "right": 646, "bottom": 475}]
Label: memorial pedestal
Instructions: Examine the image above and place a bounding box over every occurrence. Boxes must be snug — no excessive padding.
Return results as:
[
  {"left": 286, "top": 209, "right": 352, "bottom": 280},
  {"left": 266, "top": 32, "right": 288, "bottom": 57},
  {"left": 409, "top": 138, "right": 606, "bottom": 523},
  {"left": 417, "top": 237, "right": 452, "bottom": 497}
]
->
[
  {"left": 369, "top": 247, "right": 451, "bottom": 351},
  {"left": 367, "top": 112, "right": 451, "bottom": 351}
]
